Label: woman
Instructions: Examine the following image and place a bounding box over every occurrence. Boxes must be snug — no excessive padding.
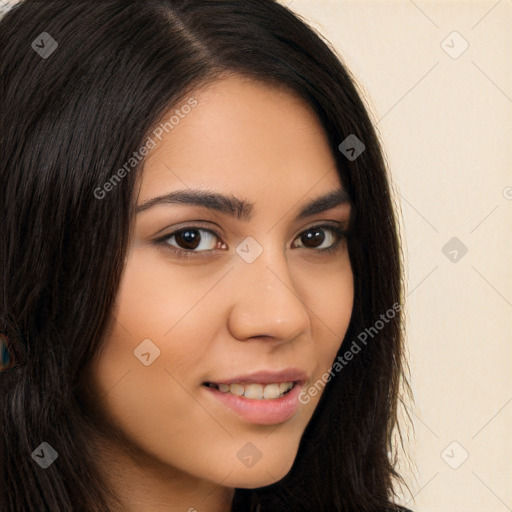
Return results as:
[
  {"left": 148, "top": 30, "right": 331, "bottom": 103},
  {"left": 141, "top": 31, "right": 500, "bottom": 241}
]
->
[{"left": 0, "top": 1, "right": 409, "bottom": 510}]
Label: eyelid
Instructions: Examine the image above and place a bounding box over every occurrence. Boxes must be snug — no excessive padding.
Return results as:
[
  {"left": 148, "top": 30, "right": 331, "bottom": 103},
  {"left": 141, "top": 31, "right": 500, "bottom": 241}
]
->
[{"left": 152, "top": 220, "right": 224, "bottom": 239}]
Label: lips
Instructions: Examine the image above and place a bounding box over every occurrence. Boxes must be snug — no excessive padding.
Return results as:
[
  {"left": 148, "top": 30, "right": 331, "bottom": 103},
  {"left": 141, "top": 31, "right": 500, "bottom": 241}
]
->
[
  {"left": 201, "top": 368, "right": 308, "bottom": 425},
  {"left": 203, "top": 368, "right": 308, "bottom": 387}
]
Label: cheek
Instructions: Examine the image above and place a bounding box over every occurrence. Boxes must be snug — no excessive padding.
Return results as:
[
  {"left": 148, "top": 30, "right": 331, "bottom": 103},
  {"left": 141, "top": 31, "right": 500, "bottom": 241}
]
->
[
  {"left": 298, "top": 258, "right": 354, "bottom": 414},
  {"left": 301, "top": 257, "right": 354, "bottom": 359},
  {"left": 114, "top": 248, "right": 210, "bottom": 337},
  {"left": 87, "top": 249, "right": 212, "bottom": 439}
]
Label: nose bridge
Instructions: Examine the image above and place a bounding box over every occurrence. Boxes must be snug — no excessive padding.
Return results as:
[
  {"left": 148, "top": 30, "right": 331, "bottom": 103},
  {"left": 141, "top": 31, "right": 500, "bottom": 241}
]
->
[{"left": 227, "top": 234, "right": 311, "bottom": 341}]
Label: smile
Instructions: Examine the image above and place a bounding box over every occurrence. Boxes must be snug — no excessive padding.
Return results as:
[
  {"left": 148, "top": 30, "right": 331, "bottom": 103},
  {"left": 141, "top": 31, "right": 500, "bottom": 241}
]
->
[
  {"left": 203, "top": 381, "right": 294, "bottom": 400},
  {"left": 202, "top": 381, "right": 304, "bottom": 426}
]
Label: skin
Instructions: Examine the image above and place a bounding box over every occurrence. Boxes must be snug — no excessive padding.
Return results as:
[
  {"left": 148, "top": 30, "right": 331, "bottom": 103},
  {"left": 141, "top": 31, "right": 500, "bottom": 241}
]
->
[{"left": 86, "top": 73, "right": 354, "bottom": 512}]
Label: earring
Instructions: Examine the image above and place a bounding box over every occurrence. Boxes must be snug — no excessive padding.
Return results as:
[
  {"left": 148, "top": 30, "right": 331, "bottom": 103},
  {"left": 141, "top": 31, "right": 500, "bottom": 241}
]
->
[{"left": 0, "top": 333, "right": 13, "bottom": 371}]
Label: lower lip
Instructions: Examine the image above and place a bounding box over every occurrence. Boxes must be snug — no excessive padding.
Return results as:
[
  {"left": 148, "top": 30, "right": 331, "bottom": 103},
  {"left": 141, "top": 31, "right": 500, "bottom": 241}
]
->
[{"left": 203, "top": 383, "right": 303, "bottom": 426}]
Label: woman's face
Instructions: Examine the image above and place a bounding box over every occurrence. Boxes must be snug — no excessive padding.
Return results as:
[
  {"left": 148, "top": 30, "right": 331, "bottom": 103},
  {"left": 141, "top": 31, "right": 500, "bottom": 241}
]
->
[{"left": 88, "top": 74, "right": 353, "bottom": 490}]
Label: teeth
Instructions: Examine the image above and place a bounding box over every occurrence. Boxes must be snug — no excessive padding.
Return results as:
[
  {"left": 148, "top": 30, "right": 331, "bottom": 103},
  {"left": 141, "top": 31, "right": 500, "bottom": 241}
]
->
[
  {"left": 229, "top": 383, "right": 245, "bottom": 396},
  {"left": 213, "top": 381, "right": 295, "bottom": 400},
  {"left": 263, "top": 383, "right": 281, "bottom": 399},
  {"left": 279, "top": 382, "right": 293, "bottom": 394},
  {"left": 244, "top": 383, "right": 264, "bottom": 399}
]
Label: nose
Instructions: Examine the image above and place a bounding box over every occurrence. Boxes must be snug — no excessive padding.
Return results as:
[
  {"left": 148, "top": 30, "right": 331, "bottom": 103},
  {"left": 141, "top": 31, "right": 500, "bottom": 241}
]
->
[{"left": 226, "top": 242, "right": 311, "bottom": 344}]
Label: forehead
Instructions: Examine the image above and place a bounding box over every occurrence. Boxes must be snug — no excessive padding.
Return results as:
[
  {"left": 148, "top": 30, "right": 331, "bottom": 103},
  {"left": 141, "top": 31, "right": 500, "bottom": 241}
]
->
[{"left": 138, "top": 74, "right": 341, "bottom": 206}]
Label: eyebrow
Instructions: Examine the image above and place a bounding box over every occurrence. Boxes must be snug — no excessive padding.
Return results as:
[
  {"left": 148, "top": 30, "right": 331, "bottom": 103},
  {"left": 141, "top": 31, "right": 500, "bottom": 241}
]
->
[{"left": 135, "top": 187, "right": 350, "bottom": 221}]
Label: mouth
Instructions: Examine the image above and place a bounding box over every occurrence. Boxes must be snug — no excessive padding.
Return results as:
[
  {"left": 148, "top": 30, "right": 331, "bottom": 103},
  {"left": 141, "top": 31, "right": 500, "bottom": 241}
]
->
[
  {"left": 201, "top": 369, "right": 308, "bottom": 425},
  {"left": 202, "top": 381, "right": 296, "bottom": 400}
]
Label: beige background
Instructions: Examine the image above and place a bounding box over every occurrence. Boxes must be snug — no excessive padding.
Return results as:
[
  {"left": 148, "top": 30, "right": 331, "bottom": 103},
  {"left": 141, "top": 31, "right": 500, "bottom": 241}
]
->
[
  {"left": 277, "top": 1, "right": 512, "bottom": 511},
  {"left": 2, "top": 1, "right": 510, "bottom": 510}
]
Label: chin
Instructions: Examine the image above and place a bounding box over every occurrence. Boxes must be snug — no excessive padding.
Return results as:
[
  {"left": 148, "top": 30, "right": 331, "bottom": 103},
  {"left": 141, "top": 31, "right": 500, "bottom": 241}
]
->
[{"left": 224, "top": 453, "right": 296, "bottom": 489}]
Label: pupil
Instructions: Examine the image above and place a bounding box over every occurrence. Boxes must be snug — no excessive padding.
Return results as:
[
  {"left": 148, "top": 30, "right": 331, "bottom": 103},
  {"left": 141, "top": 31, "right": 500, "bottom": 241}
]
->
[
  {"left": 302, "top": 229, "right": 324, "bottom": 248},
  {"left": 176, "top": 229, "right": 200, "bottom": 250}
]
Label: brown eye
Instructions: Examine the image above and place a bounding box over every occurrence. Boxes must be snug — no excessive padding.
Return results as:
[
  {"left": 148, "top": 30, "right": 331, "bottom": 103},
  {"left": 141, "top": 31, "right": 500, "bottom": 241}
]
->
[
  {"left": 157, "top": 224, "right": 346, "bottom": 259},
  {"left": 174, "top": 229, "right": 200, "bottom": 250},
  {"left": 292, "top": 225, "right": 344, "bottom": 251},
  {"left": 166, "top": 228, "right": 219, "bottom": 251},
  {"left": 300, "top": 228, "right": 327, "bottom": 248}
]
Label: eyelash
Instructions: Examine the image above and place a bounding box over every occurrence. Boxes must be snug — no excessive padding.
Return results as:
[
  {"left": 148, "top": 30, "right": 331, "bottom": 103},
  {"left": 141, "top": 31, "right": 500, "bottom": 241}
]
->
[{"left": 154, "top": 223, "right": 349, "bottom": 259}]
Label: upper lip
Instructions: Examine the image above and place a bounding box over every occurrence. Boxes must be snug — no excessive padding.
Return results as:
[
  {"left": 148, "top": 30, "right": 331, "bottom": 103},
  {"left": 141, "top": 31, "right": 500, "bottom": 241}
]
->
[{"left": 204, "top": 368, "right": 308, "bottom": 386}]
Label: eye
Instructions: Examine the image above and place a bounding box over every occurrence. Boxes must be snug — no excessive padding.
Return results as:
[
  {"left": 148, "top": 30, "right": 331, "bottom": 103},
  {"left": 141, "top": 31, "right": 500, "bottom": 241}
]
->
[
  {"left": 291, "top": 224, "right": 346, "bottom": 253},
  {"left": 162, "top": 228, "right": 225, "bottom": 253},
  {"left": 154, "top": 223, "right": 347, "bottom": 259}
]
